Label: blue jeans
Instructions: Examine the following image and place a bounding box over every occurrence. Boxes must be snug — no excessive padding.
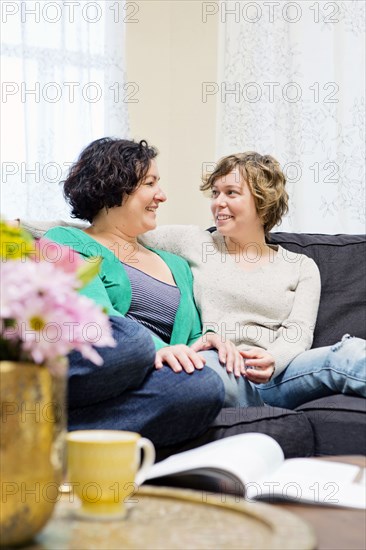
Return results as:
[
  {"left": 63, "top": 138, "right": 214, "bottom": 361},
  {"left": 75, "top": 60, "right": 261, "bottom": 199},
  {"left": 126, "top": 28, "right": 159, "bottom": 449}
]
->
[
  {"left": 67, "top": 317, "right": 225, "bottom": 448},
  {"left": 256, "top": 335, "right": 366, "bottom": 409},
  {"left": 200, "top": 349, "right": 264, "bottom": 407}
]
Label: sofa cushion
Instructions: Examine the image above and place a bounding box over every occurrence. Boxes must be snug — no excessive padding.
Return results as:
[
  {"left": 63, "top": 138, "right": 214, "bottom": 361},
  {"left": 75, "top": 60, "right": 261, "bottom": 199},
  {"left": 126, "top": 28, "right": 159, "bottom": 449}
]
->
[
  {"left": 296, "top": 395, "right": 366, "bottom": 456},
  {"left": 267, "top": 232, "right": 366, "bottom": 348},
  {"left": 156, "top": 405, "right": 315, "bottom": 461}
]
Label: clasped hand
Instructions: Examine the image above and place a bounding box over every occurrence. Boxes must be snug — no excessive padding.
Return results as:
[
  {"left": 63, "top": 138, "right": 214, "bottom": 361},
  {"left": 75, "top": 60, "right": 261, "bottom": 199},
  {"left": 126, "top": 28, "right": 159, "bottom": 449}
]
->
[
  {"left": 156, "top": 333, "right": 274, "bottom": 379},
  {"left": 240, "top": 347, "right": 276, "bottom": 384},
  {"left": 155, "top": 336, "right": 276, "bottom": 383}
]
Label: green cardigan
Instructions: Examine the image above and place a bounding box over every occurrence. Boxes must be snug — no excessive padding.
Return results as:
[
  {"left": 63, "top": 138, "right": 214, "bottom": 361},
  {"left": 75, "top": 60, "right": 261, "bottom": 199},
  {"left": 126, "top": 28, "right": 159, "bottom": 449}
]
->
[{"left": 44, "top": 226, "right": 203, "bottom": 350}]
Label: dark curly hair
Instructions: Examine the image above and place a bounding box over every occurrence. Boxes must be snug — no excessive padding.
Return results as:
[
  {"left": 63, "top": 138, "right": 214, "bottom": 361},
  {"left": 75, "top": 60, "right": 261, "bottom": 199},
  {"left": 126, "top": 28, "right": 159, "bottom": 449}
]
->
[
  {"left": 63, "top": 137, "right": 158, "bottom": 223},
  {"left": 201, "top": 151, "right": 288, "bottom": 236}
]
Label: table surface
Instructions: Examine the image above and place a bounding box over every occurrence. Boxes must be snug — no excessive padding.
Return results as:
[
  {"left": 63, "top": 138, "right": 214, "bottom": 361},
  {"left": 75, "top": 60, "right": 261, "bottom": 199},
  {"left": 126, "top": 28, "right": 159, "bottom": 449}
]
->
[
  {"left": 30, "top": 486, "right": 316, "bottom": 550},
  {"left": 25, "top": 455, "right": 365, "bottom": 550},
  {"left": 275, "top": 456, "right": 366, "bottom": 550}
]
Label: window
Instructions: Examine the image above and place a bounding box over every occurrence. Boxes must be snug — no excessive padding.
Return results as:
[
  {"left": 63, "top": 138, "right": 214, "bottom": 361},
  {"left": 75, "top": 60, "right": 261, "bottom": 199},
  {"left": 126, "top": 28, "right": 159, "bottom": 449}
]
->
[{"left": 1, "top": 0, "right": 129, "bottom": 219}]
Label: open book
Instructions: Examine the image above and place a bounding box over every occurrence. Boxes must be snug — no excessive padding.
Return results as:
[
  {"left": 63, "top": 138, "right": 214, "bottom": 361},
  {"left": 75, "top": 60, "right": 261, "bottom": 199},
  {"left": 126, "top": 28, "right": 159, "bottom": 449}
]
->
[{"left": 147, "top": 434, "right": 365, "bottom": 509}]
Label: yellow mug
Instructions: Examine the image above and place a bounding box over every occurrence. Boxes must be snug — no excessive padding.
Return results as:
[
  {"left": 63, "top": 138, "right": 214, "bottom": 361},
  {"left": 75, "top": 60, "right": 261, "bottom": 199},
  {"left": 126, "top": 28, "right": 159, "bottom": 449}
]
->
[{"left": 66, "top": 430, "right": 155, "bottom": 519}]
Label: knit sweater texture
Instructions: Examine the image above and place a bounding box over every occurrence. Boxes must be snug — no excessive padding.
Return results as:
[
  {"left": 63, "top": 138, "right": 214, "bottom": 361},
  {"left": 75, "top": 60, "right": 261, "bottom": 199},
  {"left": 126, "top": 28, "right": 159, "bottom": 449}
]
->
[
  {"left": 44, "top": 226, "right": 203, "bottom": 351},
  {"left": 142, "top": 226, "right": 321, "bottom": 376}
]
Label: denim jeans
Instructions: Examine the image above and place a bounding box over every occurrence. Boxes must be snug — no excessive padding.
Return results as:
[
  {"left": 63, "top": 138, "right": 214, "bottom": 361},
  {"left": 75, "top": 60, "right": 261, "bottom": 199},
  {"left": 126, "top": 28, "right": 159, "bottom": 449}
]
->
[
  {"left": 200, "top": 349, "right": 264, "bottom": 407},
  {"left": 256, "top": 335, "right": 366, "bottom": 409},
  {"left": 67, "top": 317, "right": 225, "bottom": 448}
]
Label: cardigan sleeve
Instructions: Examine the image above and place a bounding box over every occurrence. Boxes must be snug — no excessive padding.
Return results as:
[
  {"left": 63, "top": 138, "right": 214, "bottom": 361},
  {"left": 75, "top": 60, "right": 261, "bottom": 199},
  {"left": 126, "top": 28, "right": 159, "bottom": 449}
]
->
[
  {"left": 44, "top": 227, "right": 124, "bottom": 317},
  {"left": 267, "top": 255, "right": 321, "bottom": 376},
  {"left": 183, "top": 261, "right": 203, "bottom": 346}
]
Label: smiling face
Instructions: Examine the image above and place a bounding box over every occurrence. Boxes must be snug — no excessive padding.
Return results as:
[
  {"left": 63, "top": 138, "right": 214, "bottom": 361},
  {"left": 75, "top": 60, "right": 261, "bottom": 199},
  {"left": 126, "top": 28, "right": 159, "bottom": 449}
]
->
[
  {"left": 210, "top": 168, "right": 264, "bottom": 240},
  {"left": 116, "top": 159, "right": 166, "bottom": 236}
]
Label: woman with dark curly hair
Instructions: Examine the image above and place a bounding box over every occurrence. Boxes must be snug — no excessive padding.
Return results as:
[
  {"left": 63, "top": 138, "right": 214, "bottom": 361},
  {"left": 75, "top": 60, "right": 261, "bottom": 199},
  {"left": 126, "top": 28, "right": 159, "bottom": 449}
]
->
[
  {"left": 44, "top": 138, "right": 262, "bottom": 447},
  {"left": 142, "top": 151, "right": 366, "bottom": 409}
]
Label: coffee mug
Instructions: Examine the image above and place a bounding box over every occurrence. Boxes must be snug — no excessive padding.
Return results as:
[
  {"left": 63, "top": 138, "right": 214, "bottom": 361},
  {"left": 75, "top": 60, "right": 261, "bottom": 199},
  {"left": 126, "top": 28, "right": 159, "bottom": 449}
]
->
[{"left": 66, "top": 430, "right": 155, "bottom": 519}]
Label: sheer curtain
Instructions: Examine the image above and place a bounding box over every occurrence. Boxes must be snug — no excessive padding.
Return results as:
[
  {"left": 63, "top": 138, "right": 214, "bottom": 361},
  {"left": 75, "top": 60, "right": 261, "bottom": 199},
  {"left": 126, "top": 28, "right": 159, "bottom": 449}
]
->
[
  {"left": 1, "top": 0, "right": 129, "bottom": 220},
  {"left": 216, "top": 1, "right": 365, "bottom": 233}
]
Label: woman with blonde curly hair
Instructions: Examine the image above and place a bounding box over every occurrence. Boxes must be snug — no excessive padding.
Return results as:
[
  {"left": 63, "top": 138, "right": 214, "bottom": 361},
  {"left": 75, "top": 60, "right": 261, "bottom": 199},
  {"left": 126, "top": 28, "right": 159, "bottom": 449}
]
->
[{"left": 142, "top": 151, "right": 366, "bottom": 408}]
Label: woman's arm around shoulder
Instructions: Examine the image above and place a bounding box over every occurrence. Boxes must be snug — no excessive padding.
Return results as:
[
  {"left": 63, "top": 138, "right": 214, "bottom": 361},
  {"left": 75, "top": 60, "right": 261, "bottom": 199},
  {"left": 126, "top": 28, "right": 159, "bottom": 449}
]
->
[{"left": 140, "top": 225, "right": 209, "bottom": 259}]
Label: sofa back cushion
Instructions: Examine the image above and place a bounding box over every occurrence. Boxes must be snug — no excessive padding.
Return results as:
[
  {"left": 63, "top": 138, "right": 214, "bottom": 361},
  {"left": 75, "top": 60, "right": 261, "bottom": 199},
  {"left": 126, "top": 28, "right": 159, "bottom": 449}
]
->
[{"left": 267, "top": 232, "right": 366, "bottom": 348}]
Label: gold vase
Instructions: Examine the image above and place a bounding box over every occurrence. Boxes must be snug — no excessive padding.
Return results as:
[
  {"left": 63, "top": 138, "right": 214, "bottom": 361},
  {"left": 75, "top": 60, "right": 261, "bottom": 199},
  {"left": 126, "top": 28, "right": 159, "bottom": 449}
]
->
[{"left": 0, "top": 361, "right": 67, "bottom": 546}]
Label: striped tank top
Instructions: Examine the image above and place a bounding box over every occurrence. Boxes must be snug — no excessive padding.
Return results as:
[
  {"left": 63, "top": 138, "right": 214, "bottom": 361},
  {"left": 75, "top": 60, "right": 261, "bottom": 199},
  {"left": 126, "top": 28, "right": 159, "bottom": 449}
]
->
[{"left": 122, "top": 262, "right": 181, "bottom": 343}]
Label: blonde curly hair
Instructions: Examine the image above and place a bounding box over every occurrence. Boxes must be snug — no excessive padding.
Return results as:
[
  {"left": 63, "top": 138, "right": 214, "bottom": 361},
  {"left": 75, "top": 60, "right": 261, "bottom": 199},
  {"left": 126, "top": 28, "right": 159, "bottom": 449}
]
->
[{"left": 201, "top": 152, "right": 289, "bottom": 236}]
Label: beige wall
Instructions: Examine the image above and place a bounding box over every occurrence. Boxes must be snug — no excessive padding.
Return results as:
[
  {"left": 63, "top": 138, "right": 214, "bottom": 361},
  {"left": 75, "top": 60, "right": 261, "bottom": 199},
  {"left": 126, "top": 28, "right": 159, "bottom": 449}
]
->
[{"left": 126, "top": 1, "right": 218, "bottom": 227}]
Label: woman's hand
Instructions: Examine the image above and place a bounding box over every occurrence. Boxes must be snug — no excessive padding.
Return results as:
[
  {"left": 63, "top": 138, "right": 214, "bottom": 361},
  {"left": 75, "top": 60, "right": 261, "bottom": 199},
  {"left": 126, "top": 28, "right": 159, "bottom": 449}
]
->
[
  {"left": 240, "top": 348, "right": 276, "bottom": 384},
  {"left": 155, "top": 345, "right": 206, "bottom": 374},
  {"left": 191, "top": 333, "right": 245, "bottom": 378}
]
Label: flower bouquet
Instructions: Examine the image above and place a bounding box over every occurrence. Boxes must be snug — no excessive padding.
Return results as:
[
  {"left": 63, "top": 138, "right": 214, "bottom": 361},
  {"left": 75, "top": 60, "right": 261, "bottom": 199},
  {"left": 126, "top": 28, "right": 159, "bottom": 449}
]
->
[{"left": 0, "top": 219, "right": 115, "bottom": 372}]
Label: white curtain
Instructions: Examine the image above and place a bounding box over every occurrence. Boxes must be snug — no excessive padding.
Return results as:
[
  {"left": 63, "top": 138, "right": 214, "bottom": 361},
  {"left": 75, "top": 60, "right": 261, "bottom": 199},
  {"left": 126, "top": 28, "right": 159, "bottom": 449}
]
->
[
  {"left": 216, "top": 0, "right": 365, "bottom": 233},
  {"left": 1, "top": 0, "right": 129, "bottom": 220}
]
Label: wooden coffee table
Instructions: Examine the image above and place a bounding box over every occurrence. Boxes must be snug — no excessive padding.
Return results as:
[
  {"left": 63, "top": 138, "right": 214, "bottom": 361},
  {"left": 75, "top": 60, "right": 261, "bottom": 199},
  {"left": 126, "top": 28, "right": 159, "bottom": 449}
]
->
[{"left": 274, "top": 456, "right": 366, "bottom": 550}]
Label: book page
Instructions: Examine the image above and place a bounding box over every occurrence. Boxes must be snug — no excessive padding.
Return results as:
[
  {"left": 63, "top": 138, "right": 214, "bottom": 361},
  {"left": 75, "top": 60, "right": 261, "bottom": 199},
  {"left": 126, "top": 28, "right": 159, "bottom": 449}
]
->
[
  {"left": 148, "top": 433, "right": 284, "bottom": 487},
  {"left": 247, "top": 458, "right": 366, "bottom": 509}
]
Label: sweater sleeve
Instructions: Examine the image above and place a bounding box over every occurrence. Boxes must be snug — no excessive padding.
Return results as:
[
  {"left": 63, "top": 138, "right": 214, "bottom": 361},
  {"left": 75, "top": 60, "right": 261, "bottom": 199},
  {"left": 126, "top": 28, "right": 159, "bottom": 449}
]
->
[
  {"left": 267, "top": 255, "right": 321, "bottom": 377},
  {"left": 141, "top": 225, "right": 203, "bottom": 257}
]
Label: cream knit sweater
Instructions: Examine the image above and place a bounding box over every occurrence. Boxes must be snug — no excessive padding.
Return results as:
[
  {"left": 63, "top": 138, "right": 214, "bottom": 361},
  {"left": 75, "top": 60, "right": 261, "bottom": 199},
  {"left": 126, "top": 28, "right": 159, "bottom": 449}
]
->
[{"left": 142, "top": 226, "right": 321, "bottom": 377}]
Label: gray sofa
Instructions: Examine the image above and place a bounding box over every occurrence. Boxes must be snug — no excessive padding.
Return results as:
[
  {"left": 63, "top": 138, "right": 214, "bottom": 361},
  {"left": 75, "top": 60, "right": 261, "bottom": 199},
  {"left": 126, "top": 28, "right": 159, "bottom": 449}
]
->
[{"left": 157, "top": 231, "right": 366, "bottom": 461}]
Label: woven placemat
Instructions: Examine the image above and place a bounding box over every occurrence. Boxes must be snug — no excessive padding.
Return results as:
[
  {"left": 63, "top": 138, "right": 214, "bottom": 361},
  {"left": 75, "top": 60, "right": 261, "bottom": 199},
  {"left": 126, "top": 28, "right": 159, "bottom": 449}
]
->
[{"left": 31, "top": 485, "right": 316, "bottom": 549}]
